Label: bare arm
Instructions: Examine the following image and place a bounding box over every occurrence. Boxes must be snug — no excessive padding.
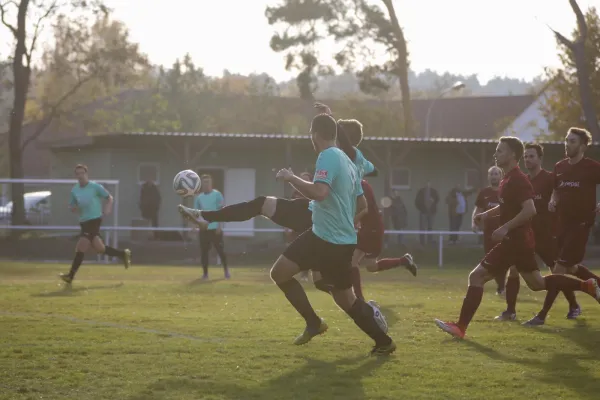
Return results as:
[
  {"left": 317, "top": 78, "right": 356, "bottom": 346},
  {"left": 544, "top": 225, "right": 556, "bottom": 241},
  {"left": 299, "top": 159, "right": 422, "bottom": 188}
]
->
[
  {"left": 502, "top": 199, "right": 536, "bottom": 232},
  {"left": 288, "top": 175, "right": 330, "bottom": 202},
  {"left": 103, "top": 195, "right": 114, "bottom": 215},
  {"left": 472, "top": 206, "right": 483, "bottom": 231}
]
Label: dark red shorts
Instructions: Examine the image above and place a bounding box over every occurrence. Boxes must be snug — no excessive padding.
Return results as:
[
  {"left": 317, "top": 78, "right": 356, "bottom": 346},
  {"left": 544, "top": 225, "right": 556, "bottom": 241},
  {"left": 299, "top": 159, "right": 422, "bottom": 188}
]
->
[
  {"left": 556, "top": 222, "right": 592, "bottom": 268},
  {"left": 483, "top": 232, "right": 495, "bottom": 254},
  {"left": 482, "top": 239, "right": 538, "bottom": 275},
  {"left": 357, "top": 227, "right": 383, "bottom": 259},
  {"left": 533, "top": 230, "right": 558, "bottom": 268}
]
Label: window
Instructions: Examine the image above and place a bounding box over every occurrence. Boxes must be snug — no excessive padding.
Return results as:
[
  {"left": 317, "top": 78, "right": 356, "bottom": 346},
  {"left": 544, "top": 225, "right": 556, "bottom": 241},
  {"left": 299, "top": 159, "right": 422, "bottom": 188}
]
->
[
  {"left": 390, "top": 167, "right": 411, "bottom": 189},
  {"left": 465, "top": 169, "right": 480, "bottom": 190},
  {"left": 138, "top": 163, "right": 160, "bottom": 184}
]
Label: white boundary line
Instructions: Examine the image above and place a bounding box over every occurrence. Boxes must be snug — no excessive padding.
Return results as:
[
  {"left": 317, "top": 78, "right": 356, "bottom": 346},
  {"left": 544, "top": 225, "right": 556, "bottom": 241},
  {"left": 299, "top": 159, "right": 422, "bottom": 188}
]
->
[{"left": 0, "top": 311, "right": 225, "bottom": 343}]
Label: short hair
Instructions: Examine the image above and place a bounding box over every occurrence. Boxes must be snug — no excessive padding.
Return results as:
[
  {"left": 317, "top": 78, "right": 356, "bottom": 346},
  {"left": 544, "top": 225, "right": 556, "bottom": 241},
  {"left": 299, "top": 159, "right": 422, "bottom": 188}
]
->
[
  {"left": 499, "top": 136, "right": 525, "bottom": 161},
  {"left": 200, "top": 174, "right": 212, "bottom": 180},
  {"left": 310, "top": 114, "right": 337, "bottom": 141},
  {"left": 525, "top": 143, "right": 544, "bottom": 158},
  {"left": 567, "top": 127, "right": 592, "bottom": 145},
  {"left": 488, "top": 165, "right": 502, "bottom": 175},
  {"left": 74, "top": 164, "right": 88, "bottom": 172},
  {"left": 337, "top": 119, "right": 364, "bottom": 147}
]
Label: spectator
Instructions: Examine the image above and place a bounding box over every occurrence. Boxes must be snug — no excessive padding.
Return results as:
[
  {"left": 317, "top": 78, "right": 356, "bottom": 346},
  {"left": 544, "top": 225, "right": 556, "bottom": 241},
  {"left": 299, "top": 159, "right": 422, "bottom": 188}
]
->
[
  {"left": 139, "top": 180, "right": 161, "bottom": 239},
  {"left": 446, "top": 184, "right": 476, "bottom": 244},
  {"left": 389, "top": 189, "right": 407, "bottom": 245},
  {"left": 415, "top": 182, "right": 439, "bottom": 245}
]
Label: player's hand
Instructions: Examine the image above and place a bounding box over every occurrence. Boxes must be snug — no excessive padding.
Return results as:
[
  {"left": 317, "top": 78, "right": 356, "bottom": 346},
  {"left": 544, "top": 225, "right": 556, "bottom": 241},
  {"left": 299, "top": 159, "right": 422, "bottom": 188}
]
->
[
  {"left": 276, "top": 167, "right": 294, "bottom": 181},
  {"left": 491, "top": 225, "right": 508, "bottom": 243},
  {"left": 471, "top": 222, "right": 479, "bottom": 233},
  {"left": 548, "top": 199, "right": 557, "bottom": 212},
  {"left": 354, "top": 220, "right": 361, "bottom": 230},
  {"left": 314, "top": 102, "right": 332, "bottom": 115},
  {"left": 473, "top": 212, "right": 486, "bottom": 226}
]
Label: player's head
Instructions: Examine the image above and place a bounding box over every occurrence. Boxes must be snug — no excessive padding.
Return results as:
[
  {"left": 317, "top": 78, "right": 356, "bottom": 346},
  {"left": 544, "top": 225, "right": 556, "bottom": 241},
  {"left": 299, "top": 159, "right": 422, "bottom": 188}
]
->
[
  {"left": 565, "top": 127, "right": 592, "bottom": 158},
  {"left": 310, "top": 114, "right": 337, "bottom": 152},
  {"left": 201, "top": 174, "right": 212, "bottom": 193},
  {"left": 337, "top": 119, "right": 364, "bottom": 147},
  {"left": 74, "top": 164, "right": 88, "bottom": 184},
  {"left": 524, "top": 143, "right": 544, "bottom": 171},
  {"left": 488, "top": 166, "right": 503, "bottom": 187},
  {"left": 495, "top": 136, "right": 524, "bottom": 169}
]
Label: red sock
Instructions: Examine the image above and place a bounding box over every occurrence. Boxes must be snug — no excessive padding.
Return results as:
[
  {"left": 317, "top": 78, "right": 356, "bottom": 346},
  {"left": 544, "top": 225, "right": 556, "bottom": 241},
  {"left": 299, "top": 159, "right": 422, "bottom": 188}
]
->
[
  {"left": 350, "top": 267, "right": 364, "bottom": 300},
  {"left": 375, "top": 257, "right": 407, "bottom": 271},
  {"left": 457, "top": 286, "right": 484, "bottom": 331},
  {"left": 574, "top": 265, "right": 600, "bottom": 283}
]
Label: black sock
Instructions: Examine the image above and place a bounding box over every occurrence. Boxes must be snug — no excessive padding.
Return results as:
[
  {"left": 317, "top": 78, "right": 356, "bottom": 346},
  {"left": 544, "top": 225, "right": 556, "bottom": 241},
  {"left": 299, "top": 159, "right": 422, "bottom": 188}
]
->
[
  {"left": 201, "top": 196, "right": 265, "bottom": 222},
  {"left": 505, "top": 276, "right": 520, "bottom": 314},
  {"left": 104, "top": 246, "right": 125, "bottom": 259},
  {"left": 69, "top": 252, "right": 84, "bottom": 278},
  {"left": 202, "top": 265, "right": 208, "bottom": 276},
  {"left": 277, "top": 278, "right": 321, "bottom": 328},
  {"left": 346, "top": 298, "right": 392, "bottom": 346}
]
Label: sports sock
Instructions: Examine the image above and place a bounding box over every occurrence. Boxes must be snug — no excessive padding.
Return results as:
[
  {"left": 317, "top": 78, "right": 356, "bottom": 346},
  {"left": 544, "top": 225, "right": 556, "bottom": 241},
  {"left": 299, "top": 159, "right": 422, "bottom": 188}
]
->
[
  {"left": 277, "top": 278, "right": 321, "bottom": 329},
  {"left": 457, "top": 286, "right": 484, "bottom": 331},
  {"left": 346, "top": 298, "right": 392, "bottom": 346},
  {"left": 537, "top": 288, "right": 560, "bottom": 320},
  {"left": 495, "top": 274, "right": 506, "bottom": 293},
  {"left": 104, "top": 246, "right": 125, "bottom": 259},
  {"left": 574, "top": 265, "right": 600, "bottom": 283},
  {"left": 539, "top": 274, "right": 589, "bottom": 318},
  {"left": 563, "top": 290, "right": 579, "bottom": 310},
  {"left": 350, "top": 267, "right": 364, "bottom": 300},
  {"left": 505, "top": 276, "right": 520, "bottom": 314},
  {"left": 201, "top": 196, "right": 265, "bottom": 222},
  {"left": 375, "top": 256, "right": 407, "bottom": 272},
  {"left": 69, "top": 251, "right": 85, "bottom": 278}
]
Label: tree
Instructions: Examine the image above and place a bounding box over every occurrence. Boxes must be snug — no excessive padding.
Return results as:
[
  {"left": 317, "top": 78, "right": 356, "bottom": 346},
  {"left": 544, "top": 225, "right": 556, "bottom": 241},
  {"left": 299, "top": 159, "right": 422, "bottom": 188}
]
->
[
  {"left": 266, "top": 0, "right": 412, "bottom": 134},
  {"left": 541, "top": 2, "right": 600, "bottom": 140},
  {"left": 0, "top": 0, "right": 109, "bottom": 226}
]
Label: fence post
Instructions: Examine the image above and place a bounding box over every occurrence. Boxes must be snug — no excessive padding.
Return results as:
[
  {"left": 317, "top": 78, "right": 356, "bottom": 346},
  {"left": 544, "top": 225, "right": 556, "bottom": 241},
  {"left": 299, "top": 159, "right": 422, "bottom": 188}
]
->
[{"left": 438, "top": 233, "right": 443, "bottom": 268}]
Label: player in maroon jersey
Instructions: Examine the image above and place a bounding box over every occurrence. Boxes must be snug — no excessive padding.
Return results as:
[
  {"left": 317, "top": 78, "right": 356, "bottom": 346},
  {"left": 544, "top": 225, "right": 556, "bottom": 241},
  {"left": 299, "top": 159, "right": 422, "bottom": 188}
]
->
[
  {"left": 495, "top": 143, "right": 581, "bottom": 322},
  {"left": 434, "top": 136, "right": 600, "bottom": 339},
  {"left": 472, "top": 166, "right": 503, "bottom": 295},
  {"left": 524, "top": 128, "right": 600, "bottom": 326}
]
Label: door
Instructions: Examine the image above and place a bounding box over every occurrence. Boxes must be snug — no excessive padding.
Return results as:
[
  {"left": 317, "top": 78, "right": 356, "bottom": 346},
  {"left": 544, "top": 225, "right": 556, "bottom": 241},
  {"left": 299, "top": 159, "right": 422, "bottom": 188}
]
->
[{"left": 224, "top": 168, "right": 256, "bottom": 237}]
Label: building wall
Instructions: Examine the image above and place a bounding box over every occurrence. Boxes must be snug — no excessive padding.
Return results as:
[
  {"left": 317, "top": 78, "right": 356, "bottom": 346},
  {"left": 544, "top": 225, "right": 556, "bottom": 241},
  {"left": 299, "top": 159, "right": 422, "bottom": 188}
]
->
[{"left": 502, "top": 90, "right": 553, "bottom": 141}]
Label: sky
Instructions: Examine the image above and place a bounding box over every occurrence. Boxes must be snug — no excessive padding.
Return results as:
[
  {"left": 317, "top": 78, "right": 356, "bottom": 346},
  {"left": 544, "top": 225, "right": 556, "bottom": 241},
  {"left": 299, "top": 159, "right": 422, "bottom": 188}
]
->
[{"left": 2, "top": 0, "right": 600, "bottom": 84}]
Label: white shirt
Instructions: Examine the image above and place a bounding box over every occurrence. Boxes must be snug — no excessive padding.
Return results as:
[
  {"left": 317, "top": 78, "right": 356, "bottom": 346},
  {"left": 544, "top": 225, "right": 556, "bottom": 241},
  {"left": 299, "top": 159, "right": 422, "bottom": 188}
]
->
[{"left": 456, "top": 192, "right": 466, "bottom": 214}]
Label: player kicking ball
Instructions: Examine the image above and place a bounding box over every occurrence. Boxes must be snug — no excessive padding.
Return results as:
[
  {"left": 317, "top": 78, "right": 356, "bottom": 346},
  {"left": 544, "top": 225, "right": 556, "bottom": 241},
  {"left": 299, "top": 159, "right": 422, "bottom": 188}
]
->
[
  {"left": 435, "top": 137, "right": 600, "bottom": 339},
  {"left": 60, "top": 164, "right": 131, "bottom": 284}
]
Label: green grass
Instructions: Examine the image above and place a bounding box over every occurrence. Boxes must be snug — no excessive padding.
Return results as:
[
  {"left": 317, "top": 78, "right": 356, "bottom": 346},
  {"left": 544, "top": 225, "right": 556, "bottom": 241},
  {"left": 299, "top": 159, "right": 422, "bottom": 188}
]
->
[{"left": 1, "top": 262, "right": 600, "bottom": 400}]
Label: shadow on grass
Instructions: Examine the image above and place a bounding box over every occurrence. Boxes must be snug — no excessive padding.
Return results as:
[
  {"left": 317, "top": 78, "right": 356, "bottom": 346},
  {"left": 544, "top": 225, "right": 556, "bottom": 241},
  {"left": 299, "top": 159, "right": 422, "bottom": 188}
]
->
[
  {"left": 127, "top": 354, "right": 390, "bottom": 400},
  {"left": 186, "top": 278, "right": 226, "bottom": 286},
  {"left": 31, "top": 283, "right": 124, "bottom": 297}
]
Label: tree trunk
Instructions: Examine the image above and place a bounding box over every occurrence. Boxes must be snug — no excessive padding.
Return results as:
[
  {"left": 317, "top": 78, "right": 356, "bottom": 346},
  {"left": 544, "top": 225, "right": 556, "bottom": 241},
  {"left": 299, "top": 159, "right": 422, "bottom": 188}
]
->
[{"left": 573, "top": 43, "right": 600, "bottom": 140}]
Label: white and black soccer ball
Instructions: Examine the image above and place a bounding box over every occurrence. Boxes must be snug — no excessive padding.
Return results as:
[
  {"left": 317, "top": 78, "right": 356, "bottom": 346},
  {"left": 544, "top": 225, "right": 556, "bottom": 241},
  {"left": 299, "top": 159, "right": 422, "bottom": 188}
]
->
[{"left": 173, "top": 170, "right": 202, "bottom": 197}]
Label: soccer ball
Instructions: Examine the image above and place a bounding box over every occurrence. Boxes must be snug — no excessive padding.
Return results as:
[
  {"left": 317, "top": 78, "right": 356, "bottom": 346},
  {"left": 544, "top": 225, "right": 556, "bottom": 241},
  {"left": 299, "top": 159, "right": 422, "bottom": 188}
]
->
[{"left": 173, "top": 170, "right": 202, "bottom": 197}]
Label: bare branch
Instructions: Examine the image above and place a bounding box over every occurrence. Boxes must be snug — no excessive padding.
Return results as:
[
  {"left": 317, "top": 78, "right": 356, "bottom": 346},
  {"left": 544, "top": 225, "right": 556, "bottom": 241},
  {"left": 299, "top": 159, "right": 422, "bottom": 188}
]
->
[
  {"left": 569, "top": 0, "right": 588, "bottom": 42},
  {"left": 21, "top": 74, "right": 95, "bottom": 150},
  {"left": 551, "top": 28, "right": 575, "bottom": 50},
  {"left": 26, "top": 0, "right": 60, "bottom": 65},
  {"left": 0, "top": 1, "right": 18, "bottom": 37}
]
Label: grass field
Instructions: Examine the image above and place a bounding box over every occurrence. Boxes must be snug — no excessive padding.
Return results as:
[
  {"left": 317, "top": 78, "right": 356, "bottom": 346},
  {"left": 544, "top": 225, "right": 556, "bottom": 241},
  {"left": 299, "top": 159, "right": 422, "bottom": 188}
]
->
[{"left": 2, "top": 262, "right": 600, "bottom": 400}]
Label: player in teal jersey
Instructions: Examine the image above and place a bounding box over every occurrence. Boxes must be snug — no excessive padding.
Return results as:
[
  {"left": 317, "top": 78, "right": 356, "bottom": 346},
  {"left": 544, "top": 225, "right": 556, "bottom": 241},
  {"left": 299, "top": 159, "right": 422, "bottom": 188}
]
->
[
  {"left": 59, "top": 164, "right": 131, "bottom": 284},
  {"left": 272, "top": 113, "right": 396, "bottom": 356}
]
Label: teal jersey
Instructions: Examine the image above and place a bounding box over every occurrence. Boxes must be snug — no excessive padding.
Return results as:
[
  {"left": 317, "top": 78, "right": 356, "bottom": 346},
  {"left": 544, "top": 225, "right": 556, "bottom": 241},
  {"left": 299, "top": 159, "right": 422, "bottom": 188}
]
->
[
  {"left": 70, "top": 181, "right": 110, "bottom": 222},
  {"left": 312, "top": 147, "right": 363, "bottom": 244},
  {"left": 194, "top": 190, "right": 224, "bottom": 230}
]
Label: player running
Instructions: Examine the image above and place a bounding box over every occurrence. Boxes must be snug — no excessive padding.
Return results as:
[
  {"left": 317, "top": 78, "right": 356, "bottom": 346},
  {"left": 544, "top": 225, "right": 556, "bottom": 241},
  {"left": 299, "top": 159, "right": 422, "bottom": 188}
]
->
[
  {"left": 60, "top": 164, "right": 131, "bottom": 284},
  {"left": 434, "top": 136, "right": 600, "bottom": 339}
]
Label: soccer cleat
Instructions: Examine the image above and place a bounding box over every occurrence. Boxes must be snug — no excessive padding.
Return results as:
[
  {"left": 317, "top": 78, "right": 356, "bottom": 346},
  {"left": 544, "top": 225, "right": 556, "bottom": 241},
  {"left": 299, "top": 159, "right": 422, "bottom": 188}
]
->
[
  {"left": 59, "top": 273, "right": 73, "bottom": 284},
  {"left": 293, "top": 319, "right": 328, "bottom": 345},
  {"left": 434, "top": 319, "right": 465, "bottom": 339},
  {"left": 402, "top": 253, "right": 418, "bottom": 277},
  {"left": 123, "top": 249, "right": 131, "bottom": 269},
  {"left": 178, "top": 205, "right": 209, "bottom": 229},
  {"left": 367, "top": 300, "right": 388, "bottom": 334},
  {"left": 566, "top": 307, "right": 582, "bottom": 319},
  {"left": 583, "top": 278, "right": 600, "bottom": 302},
  {"left": 522, "top": 315, "right": 545, "bottom": 326},
  {"left": 370, "top": 341, "right": 397, "bottom": 356},
  {"left": 494, "top": 311, "right": 516, "bottom": 321}
]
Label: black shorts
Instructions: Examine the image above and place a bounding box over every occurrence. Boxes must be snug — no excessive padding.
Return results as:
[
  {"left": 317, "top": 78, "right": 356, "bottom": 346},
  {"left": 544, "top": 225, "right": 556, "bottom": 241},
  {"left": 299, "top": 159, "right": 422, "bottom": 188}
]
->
[
  {"left": 271, "top": 198, "right": 312, "bottom": 233},
  {"left": 283, "top": 229, "right": 355, "bottom": 290},
  {"left": 80, "top": 218, "right": 102, "bottom": 240}
]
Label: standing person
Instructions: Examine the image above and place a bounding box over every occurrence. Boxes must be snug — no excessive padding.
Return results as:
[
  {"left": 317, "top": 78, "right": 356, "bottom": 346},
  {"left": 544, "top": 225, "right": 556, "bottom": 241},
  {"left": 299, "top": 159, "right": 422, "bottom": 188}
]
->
[
  {"left": 434, "top": 136, "right": 600, "bottom": 339},
  {"left": 523, "top": 128, "right": 600, "bottom": 326},
  {"left": 194, "top": 174, "right": 230, "bottom": 280},
  {"left": 139, "top": 180, "right": 161, "bottom": 240},
  {"left": 446, "top": 184, "right": 473, "bottom": 244},
  {"left": 472, "top": 166, "right": 504, "bottom": 295},
  {"left": 415, "top": 182, "right": 439, "bottom": 245},
  {"left": 390, "top": 189, "right": 407, "bottom": 245},
  {"left": 273, "top": 113, "right": 395, "bottom": 355},
  {"left": 60, "top": 164, "right": 131, "bottom": 284}
]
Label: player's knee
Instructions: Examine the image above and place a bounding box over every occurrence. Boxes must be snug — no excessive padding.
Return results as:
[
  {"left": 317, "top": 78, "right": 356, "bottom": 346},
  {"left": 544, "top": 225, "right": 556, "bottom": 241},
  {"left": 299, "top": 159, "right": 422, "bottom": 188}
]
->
[
  {"left": 508, "top": 267, "right": 519, "bottom": 279},
  {"left": 76, "top": 237, "right": 91, "bottom": 252},
  {"left": 260, "top": 196, "right": 277, "bottom": 218},
  {"left": 314, "top": 279, "right": 332, "bottom": 294},
  {"left": 468, "top": 265, "right": 487, "bottom": 287}
]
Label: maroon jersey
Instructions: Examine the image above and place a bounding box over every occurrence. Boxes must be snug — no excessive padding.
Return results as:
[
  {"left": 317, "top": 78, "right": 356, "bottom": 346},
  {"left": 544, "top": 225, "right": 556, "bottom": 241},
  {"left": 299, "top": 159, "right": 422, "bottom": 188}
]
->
[
  {"left": 475, "top": 186, "right": 501, "bottom": 234},
  {"left": 359, "top": 180, "right": 384, "bottom": 231},
  {"left": 529, "top": 169, "right": 556, "bottom": 235},
  {"left": 498, "top": 166, "right": 535, "bottom": 248},
  {"left": 554, "top": 157, "right": 600, "bottom": 225}
]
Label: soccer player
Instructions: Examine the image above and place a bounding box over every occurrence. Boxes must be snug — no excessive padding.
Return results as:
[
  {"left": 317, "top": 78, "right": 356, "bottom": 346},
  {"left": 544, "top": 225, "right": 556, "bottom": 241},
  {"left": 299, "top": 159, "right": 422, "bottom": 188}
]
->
[
  {"left": 434, "top": 136, "right": 600, "bottom": 339},
  {"left": 194, "top": 174, "right": 229, "bottom": 279},
  {"left": 472, "top": 166, "right": 503, "bottom": 295},
  {"left": 60, "top": 164, "right": 131, "bottom": 284},
  {"left": 523, "top": 128, "right": 600, "bottom": 326},
  {"left": 272, "top": 113, "right": 395, "bottom": 355},
  {"left": 495, "top": 143, "right": 581, "bottom": 322},
  {"left": 286, "top": 172, "right": 313, "bottom": 282}
]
